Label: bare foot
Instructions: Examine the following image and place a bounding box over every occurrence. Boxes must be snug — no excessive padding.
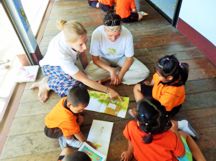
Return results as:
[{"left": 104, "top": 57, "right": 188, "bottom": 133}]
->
[
  {"left": 31, "top": 77, "right": 50, "bottom": 103},
  {"left": 38, "top": 77, "right": 50, "bottom": 103}
]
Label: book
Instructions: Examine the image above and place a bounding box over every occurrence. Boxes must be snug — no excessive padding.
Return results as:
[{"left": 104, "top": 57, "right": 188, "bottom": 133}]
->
[
  {"left": 79, "top": 142, "right": 106, "bottom": 161},
  {"left": 86, "top": 90, "right": 129, "bottom": 118},
  {"left": 16, "top": 65, "right": 39, "bottom": 83},
  {"left": 87, "top": 120, "right": 113, "bottom": 157}
]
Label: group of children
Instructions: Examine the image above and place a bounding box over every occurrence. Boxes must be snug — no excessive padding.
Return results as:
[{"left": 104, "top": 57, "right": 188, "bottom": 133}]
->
[
  {"left": 88, "top": 0, "right": 148, "bottom": 23},
  {"left": 30, "top": 7, "right": 207, "bottom": 161},
  {"left": 44, "top": 56, "right": 206, "bottom": 161}
]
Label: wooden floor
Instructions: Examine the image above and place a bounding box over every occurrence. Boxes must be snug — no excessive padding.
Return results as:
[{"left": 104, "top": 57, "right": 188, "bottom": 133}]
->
[{"left": 0, "top": 0, "right": 216, "bottom": 161}]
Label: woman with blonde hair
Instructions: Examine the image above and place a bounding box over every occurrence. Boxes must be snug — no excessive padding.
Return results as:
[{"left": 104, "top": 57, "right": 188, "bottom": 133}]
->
[{"left": 31, "top": 20, "right": 120, "bottom": 102}]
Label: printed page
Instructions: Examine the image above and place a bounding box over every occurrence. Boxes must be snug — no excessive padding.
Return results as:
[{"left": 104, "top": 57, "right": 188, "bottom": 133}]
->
[
  {"left": 87, "top": 120, "right": 114, "bottom": 157},
  {"left": 86, "top": 90, "right": 129, "bottom": 118},
  {"left": 79, "top": 142, "right": 106, "bottom": 161}
]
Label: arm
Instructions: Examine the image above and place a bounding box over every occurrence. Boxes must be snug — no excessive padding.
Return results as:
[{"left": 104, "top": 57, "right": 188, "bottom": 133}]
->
[
  {"left": 65, "top": 131, "right": 86, "bottom": 143},
  {"left": 170, "top": 121, "right": 185, "bottom": 158},
  {"left": 73, "top": 70, "right": 120, "bottom": 99},
  {"left": 92, "top": 55, "right": 114, "bottom": 73},
  {"left": 121, "top": 140, "right": 133, "bottom": 161},
  {"left": 79, "top": 52, "right": 88, "bottom": 69},
  {"left": 92, "top": 55, "right": 119, "bottom": 86}
]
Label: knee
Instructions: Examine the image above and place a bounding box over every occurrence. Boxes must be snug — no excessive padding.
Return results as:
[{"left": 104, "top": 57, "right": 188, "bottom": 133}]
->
[{"left": 133, "top": 84, "right": 141, "bottom": 94}]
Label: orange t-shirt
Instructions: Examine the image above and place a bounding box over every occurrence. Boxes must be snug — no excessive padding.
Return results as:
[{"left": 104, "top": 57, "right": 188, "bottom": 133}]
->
[
  {"left": 116, "top": 0, "right": 136, "bottom": 18},
  {"left": 99, "top": 0, "right": 115, "bottom": 6},
  {"left": 123, "top": 121, "right": 185, "bottom": 161},
  {"left": 152, "top": 73, "right": 185, "bottom": 111},
  {"left": 45, "top": 97, "right": 80, "bottom": 137}
]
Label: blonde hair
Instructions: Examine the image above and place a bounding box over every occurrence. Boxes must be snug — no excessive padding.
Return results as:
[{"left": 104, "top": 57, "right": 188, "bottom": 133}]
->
[{"left": 57, "top": 19, "right": 87, "bottom": 43}]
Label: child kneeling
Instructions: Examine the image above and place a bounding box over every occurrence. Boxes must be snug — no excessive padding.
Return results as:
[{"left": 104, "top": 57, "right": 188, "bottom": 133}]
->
[{"left": 44, "top": 86, "right": 90, "bottom": 149}]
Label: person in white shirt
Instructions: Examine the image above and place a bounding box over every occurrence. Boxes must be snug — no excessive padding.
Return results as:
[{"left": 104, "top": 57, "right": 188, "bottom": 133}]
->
[
  {"left": 31, "top": 20, "right": 120, "bottom": 102},
  {"left": 85, "top": 11, "right": 149, "bottom": 85}
]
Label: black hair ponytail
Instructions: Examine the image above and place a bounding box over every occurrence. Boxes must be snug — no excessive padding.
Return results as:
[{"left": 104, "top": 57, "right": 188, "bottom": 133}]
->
[
  {"left": 136, "top": 98, "right": 171, "bottom": 144},
  {"left": 179, "top": 63, "right": 189, "bottom": 85},
  {"left": 156, "top": 55, "right": 189, "bottom": 86}
]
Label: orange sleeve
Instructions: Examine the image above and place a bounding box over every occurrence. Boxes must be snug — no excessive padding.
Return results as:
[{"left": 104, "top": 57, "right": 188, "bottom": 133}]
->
[
  {"left": 172, "top": 134, "right": 185, "bottom": 157},
  {"left": 60, "top": 120, "right": 80, "bottom": 137}
]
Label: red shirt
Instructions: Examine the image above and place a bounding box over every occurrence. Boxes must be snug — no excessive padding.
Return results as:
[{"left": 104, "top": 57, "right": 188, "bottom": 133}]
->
[{"left": 123, "top": 121, "right": 185, "bottom": 161}]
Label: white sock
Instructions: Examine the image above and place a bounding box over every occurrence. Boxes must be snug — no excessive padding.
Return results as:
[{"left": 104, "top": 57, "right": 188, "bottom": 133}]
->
[{"left": 178, "top": 120, "right": 199, "bottom": 138}]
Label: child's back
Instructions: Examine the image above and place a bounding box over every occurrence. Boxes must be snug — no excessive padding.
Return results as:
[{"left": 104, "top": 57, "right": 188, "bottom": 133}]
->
[
  {"left": 124, "top": 120, "right": 184, "bottom": 161},
  {"left": 116, "top": 0, "right": 135, "bottom": 18},
  {"left": 121, "top": 98, "right": 185, "bottom": 161}
]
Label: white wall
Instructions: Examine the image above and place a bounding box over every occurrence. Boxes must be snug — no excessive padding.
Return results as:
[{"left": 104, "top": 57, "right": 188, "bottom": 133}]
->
[{"left": 179, "top": 0, "right": 216, "bottom": 46}]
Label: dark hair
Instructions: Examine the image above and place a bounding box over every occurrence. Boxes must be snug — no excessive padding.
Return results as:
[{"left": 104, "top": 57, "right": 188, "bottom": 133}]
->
[
  {"left": 136, "top": 98, "right": 171, "bottom": 144},
  {"left": 155, "top": 55, "right": 189, "bottom": 86},
  {"left": 103, "top": 10, "right": 121, "bottom": 26},
  {"left": 63, "top": 151, "right": 91, "bottom": 161},
  {"left": 67, "top": 85, "right": 90, "bottom": 107}
]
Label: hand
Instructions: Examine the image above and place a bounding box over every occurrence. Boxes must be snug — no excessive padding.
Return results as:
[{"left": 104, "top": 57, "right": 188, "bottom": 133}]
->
[
  {"left": 110, "top": 68, "right": 120, "bottom": 85},
  {"left": 120, "top": 151, "right": 132, "bottom": 161},
  {"left": 108, "top": 88, "right": 122, "bottom": 101},
  {"left": 86, "top": 141, "right": 97, "bottom": 149},
  {"left": 77, "top": 114, "right": 84, "bottom": 125}
]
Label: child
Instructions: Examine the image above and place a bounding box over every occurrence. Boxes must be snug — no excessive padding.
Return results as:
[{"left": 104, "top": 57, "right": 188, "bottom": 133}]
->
[
  {"left": 98, "top": 0, "right": 115, "bottom": 12},
  {"left": 58, "top": 147, "right": 91, "bottom": 161},
  {"left": 132, "top": 55, "right": 199, "bottom": 138},
  {"left": 121, "top": 98, "right": 206, "bottom": 161},
  {"left": 88, "top": 0, "right": 99, "bottom": 8},
  {"left": 115, "top": 0, "right": 148, "bottom": 23},
  {"left": 44, "top": 86, "right": 89, "bottom": 149},
  {"left": 121, "top": 98, "right": 185, "bottom": 161}
]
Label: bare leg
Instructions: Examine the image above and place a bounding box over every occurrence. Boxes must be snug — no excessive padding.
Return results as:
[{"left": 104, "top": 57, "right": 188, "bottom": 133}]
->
[
  {"left": 133, "top": 84, "right": 144, "bottom": 102},
  {"left": 128, "top": 84, "right": 144, "bottom": 117},
  {"left": 31, "top": 77, "right": 50, "bottom": 103}
]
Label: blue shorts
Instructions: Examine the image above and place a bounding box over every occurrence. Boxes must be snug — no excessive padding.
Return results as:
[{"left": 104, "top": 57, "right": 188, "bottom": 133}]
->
[{"left": 42, "top": 65, "right": 85, "bottom": 97}]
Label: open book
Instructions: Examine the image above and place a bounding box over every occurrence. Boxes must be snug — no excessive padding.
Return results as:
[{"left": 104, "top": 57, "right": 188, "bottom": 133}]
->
[
  {"left": 79, "top": 120, "right": 113, "bottom": 161},
  {"left": 79, "top": 142, "right": 106, "bottom": 161},
  {"left": 86, "top": 90, "right": 129, "bottom": 118}
]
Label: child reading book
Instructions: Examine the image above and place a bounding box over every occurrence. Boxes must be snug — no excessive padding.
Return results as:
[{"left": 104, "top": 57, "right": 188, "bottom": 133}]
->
[{"left": 44, "top": 86, "right": 89, "bottom": 149}]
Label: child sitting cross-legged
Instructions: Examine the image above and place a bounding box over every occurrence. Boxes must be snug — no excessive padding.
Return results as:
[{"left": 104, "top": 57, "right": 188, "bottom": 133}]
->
[
  {"left": 44, "top": 86, "right": 90, "bottom": 149},
  {"left": 121, "top": 98, "right": 206, "bottom": 161}
]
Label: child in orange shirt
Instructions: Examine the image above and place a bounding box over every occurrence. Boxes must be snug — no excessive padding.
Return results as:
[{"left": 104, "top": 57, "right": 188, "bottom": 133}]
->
[
  {"left": 121, "top": 98, "right": 185, "bottom": 161},
  {"left": 121, "top": 98, "right": 206, "bottom": 161},
  {"left": 98, "top": 0, "right": 115, "bottom": 12},
  {"left": 132, "top": 55, "right": 199, "bottom": 138},
  {"left": 44, "top": 86, "right": 90, "bottom": 149},
  {"left": 115, "top": 0, "right": 148, "bottom": 23}
]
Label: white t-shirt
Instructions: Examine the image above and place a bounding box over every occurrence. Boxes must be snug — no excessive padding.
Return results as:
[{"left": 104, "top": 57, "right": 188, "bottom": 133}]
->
[
  {"left": 39, "top": 32, "right": 79, "bottom": 76},
  {"left": 90, "top": 25, "right": 134, "bottom": 62}
]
